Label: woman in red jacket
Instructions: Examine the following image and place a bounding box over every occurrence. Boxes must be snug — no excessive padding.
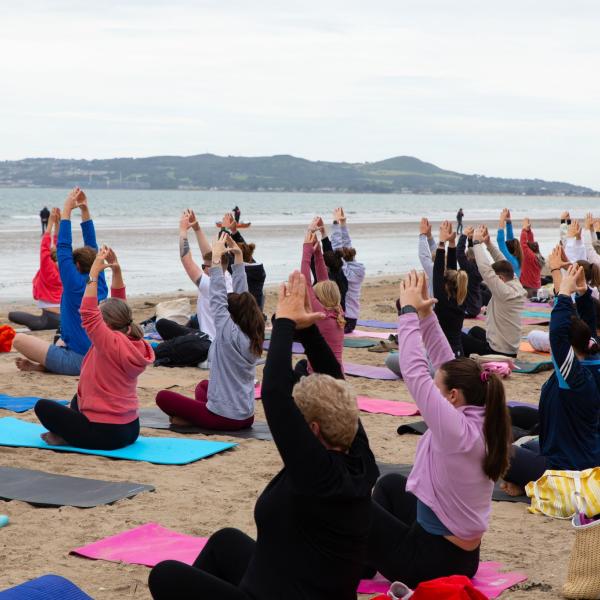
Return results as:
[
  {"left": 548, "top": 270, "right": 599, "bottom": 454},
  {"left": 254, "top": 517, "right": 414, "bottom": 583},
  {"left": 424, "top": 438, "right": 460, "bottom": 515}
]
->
[
  {"left": 9, "top": 208, "right": 63, "bottom": 330},
  {"left": 34, "top": 246, "right": 154, "bottom": 450},
  {"left": 519, "top": 218, "right": 542, "bottom": 297}
]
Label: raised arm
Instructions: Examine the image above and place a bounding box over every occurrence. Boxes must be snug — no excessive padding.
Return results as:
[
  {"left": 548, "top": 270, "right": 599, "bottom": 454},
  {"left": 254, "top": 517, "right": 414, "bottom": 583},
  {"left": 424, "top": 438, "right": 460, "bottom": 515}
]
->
[
  {"left": 224, "top": 234, "right": 248, "bottom": 293},
  {"left": 301, "top": 233, "right": 325, "bottom": 312},
  {"left": 456, "top": 233, "right": 469, "bottom": 270},
  {"left": 565, "top": 220, "right": 586, "bottom": 262},
  {"left": 57, "top": 190, "right": 80, "bottom": 284},
  {"left": 583, "top": 214, "right": 600, "bottom": 266},
  {"left": 187, "top": 209, "right": 212, "bottom": 258},
  {"left": 330, "top": 207, "right": 351, "bottom": 249},
  {"left": 178, "top": 211, "right": 203, "bottom": 286},
  {"left": 473, "top": 227, "right": 513, "bottom": 300},
  {"left": 418, "top": 217, "right": 435, "bottom": 278}
]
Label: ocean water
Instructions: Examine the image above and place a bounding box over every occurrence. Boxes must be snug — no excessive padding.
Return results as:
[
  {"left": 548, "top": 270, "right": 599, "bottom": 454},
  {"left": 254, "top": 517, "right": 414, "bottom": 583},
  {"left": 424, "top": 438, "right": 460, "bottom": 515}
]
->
[{"left": 0, "top": 188, "right": 597, "bottom": 301}]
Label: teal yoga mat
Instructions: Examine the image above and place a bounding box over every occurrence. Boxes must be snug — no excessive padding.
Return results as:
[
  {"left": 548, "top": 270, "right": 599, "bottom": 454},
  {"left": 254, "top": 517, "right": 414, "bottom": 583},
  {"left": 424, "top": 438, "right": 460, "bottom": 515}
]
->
[
  {"left": 521, "top": 310, "right": 552, "bottom": 319},
  {"left": 0, "top": 395, "right": 68, "bottom": 414},
  {"left": 343, "top": 338, "right": 377, "bottom": 348},
  {"left": 0, "top": 417, "right": 236, "bottom": 465}
]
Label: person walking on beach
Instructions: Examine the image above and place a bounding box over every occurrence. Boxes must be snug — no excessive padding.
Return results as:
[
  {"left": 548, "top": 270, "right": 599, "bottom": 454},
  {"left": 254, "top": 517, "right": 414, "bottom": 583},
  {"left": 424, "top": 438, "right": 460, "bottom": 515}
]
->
[
  {"left": 233, "top": 205, "right": 241, "bottom": 223},
  {"left": 40, "top": 206, "right": 50, "bottom": 234},
  {"left": 456, "top": 208, "right": 464, "bottom": 235}
]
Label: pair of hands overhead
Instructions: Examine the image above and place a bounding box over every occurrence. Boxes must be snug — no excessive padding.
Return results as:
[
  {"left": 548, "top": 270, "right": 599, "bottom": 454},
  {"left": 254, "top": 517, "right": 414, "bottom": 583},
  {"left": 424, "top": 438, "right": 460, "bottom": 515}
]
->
[
  {"left": 212, "top": 232, "right": 242, "bottom": 262},
  {"left": 559, "top": 263, "right": 587, "bottom": 297},
  {"left": 180, "top": 209, "right": 200, "bottom": 232},
  {"left": 438, "top": 220, "right": 457, "bottom": 244},
  {"left": 276, "top": 271, "right": 325, "bottom": 329},
  {"left": 46, "top": 207, "right": 62, "bottom": 231},
  {"left": 398, "top": 271, "right": 437, "bottom": 318},
  {"left": 90, "top": 245, "right": 120, "bottom": 278},
  {"left": 63, "top": 188, "right": 88, "bottom": 215},
  {"left": 499, "top": 208, "right": 512, "bottom": 228}
]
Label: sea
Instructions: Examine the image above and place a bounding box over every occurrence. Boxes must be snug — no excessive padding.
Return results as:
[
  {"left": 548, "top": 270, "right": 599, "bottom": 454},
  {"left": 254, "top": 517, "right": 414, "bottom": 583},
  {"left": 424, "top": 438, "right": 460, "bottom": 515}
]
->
[{"left": 1, "top": 188, "right": 598, "bottom": 301}]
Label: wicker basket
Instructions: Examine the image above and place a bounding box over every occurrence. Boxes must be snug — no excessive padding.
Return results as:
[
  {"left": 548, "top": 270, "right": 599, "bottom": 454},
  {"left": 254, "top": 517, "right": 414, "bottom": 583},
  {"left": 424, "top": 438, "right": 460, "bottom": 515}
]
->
[{"left": 563, "top": 494, "right": 600, "bottom": 599}]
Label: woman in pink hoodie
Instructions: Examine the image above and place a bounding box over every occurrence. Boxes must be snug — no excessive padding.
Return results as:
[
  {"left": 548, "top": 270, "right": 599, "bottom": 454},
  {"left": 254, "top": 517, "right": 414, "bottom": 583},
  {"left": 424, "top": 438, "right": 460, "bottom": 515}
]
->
[
  {"left": 34, "top": 246, "right": 154, "bottom": 450},
  {"left": 365, "top": 271, "right": 511, "bottom": 588}
]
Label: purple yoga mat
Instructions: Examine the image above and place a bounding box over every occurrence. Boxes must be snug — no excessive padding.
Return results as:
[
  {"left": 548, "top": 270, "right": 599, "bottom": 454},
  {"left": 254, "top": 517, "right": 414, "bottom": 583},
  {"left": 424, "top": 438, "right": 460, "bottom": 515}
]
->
[
  {"left": 262, "top": 339, "right": 305, "bottom": 354},
  {"left": 357, "top": 319, "right": 397, "bottom": 330},
  {"left": 344, "top": 363, "right": 401, "bottom": 380},
  {"left": 71, "top": 523, "right": 208, "bottom": 567},
  {"left": 508, "top": 400, "right": 537, "bottom": 409},
  {"left": 358, "top": 561, "right": 527, "bottom": 598}
]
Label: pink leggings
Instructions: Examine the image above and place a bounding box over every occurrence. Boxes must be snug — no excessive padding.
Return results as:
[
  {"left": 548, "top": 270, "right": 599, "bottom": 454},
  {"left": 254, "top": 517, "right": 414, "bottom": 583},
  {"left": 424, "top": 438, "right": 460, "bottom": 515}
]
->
[{"left": 155, "top": 380, "right": 254, "bottom": 430}]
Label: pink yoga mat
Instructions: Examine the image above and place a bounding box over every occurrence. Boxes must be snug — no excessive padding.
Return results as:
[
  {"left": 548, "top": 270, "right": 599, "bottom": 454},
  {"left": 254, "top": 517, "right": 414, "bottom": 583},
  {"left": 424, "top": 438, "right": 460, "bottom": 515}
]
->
[
  {"left": 358, "top": 561, "right": 527, "bottom": 598},
  {"left": 345, "top": 362, "right": 401, "bottom": 380},
  {"left": 72, "top": 523, "right": 208, "bottom": 567},
  {"left": 357, "top": 396, "right": 419, "bottom": 416},
  {"left": 346, "top": 329, "right": 391, "bottom": 340}
]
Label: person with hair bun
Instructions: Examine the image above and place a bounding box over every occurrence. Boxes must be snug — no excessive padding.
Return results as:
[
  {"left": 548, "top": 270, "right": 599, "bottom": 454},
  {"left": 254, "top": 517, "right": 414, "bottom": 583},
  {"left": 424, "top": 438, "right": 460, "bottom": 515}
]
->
[
  {"left": 34, "top": 246, "right": 153, "bottom": 450},
  {"left": 299, "top": 226, "right": 345, "bottom": 373},
  {"left": 502, "top": 262, "right": 600, "bottom": 496},
  {"left": 433, "top": 220, "right": 468, "bottom": 356},
  {"left": 155, "top": 234, "right": 264, "bottom": 430},
  {"left": 366, "top": 271, "right": 511, "bottom": 588},
  {"left": 149, "top": 270, "right": 378, "bottom": 599}
]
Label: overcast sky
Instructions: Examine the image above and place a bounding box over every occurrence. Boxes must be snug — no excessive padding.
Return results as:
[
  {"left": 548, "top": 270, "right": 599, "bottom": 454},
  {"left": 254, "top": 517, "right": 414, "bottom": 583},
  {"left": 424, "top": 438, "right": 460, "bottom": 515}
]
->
[{"left": 1, "top": 1, "right": 599, "bottom": 188}]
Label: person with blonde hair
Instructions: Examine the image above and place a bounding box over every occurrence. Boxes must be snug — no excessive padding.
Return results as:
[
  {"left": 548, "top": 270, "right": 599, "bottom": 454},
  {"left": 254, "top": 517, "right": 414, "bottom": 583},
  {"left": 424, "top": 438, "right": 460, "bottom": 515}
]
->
[
  {"left": 433, "top": 221, "right": 468, "bottom": 356},
  {"left": 300, "top": 227, "right": 345, "bottom": 375},
  {"left": 34, "top": 246, "right": 154, "bottom": 449},
  {"left": 149, "top": 270, "right": 379, "bottom": 599}
]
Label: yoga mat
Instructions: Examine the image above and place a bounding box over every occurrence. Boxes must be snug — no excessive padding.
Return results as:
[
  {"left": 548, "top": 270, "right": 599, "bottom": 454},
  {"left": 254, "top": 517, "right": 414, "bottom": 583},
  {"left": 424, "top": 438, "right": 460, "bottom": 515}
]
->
[
  {"left": 396, "top": 420, "right": 428, "bottom": 435},
  {"left": 0, "top": 466, "right": 154, "bottom": 508},
  {"left": 358, "top": 561, "right": 527, "bottom": 598},
  {"left": 508, "top": 400, "right": 538, "bottom": 409},
  {"left": 519, "top": 341, "right": 550, "bottom": 357},
  {"left": 139, "top": 408, "right": 273, "bottom": 441},
  {"left": 357, "top": 319, "right": 397, "bottom": 330},
  {"left": 262, "top": 339, "right": 305, "bottom": 354},
  {"left": 343, "top": 338, "right": 377, "bottom": 348},
  {"left": 521, "top": 317, "right": 550, "bottom": 326},
  {"left": 71, "top": 522, "right": 208, "bottom": 567},
  {"left": 376, "top": 463, "right": 530, "bottom": 504},
  {"left": 357, "top": 397, "right": 419, "bottom": 417},
  {"left": 346, "top": 329, "right": 391, "bottom": 340},
  {"left": 0, "top": 395, "right": 68, "bottom": 414},
  {"left": 513, "top": 360, "right": 554, "bottom": 374},
  {"left": 344, "top": 363, "right": 401, "bottom": 380},
  {"left": 522, "top": 310, "right": 552, "bottom": 318},
  {"left": 0, "top": 417, "right": 236, "bottom": 465},
  {"left": 0, "top": 575, "right": 93, "bottom": 600}
]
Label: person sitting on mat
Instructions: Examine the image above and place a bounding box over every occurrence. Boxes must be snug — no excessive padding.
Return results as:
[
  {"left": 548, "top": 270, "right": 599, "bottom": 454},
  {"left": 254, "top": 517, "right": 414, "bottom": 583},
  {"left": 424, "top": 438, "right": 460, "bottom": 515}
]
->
[
  {"left": 9, "top": 207, "right": 63, "bottom": 331},
  {"left": 12, "top": 188, "right": 108, "bottom": 375},
  {"left": 519, "top": 218, "right": 542, "bottom": 298},
  {"left": 155, "top": 234, "right": 264, "bottom": 430},
  {"left": 148, "top": 270, "right": 379, "bottom": 600},
  {"left": 496, "top": 208, "right": 522, "bottom": 278},
  {"left": 297, "top": 228, "right": 345, "bottom": 376},
  {"left": 461, "top": 225, "right": 526, "bottom": 358},
  {"left": 433, "top": 220, "right": 468, "bottom": 357},
  {"left": 365, "top": 270, "right": 511, "bottom": 588},
  {"left": 457, "top": 226, "right": 490, "bottom": 318},
  {"left": 238, "top": 240, "right": 266, "bottom": 311},
  {"left": 34, "top": 246, "right": 154, "bottom": 449},
  {"left": 330, "top": 207, "right": 365, "bottom": 334},
  {"left": 502, "top": 261, "right": 600, "bottom": 496}
]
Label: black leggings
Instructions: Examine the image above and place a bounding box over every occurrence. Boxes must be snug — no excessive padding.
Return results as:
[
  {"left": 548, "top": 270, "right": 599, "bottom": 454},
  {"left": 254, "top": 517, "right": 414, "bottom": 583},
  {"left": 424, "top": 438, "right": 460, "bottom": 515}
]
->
[
  {"left": 149, "top": 528, "right": 255, "bottom": 599},
  {"left": 155, "top": 319, "right": 198, "bottom": 341},
  {"left": 34, "top": 397, "right": 139, "bottom": 450},
  {"left": 366, "top": 474, "right": 480, "bottom": 589},
  {"left": 461, "top": 326, "right": 516, "bottom": 358},
  {"left": 8, "top": 309, "right": 60, "bottom": 331}
]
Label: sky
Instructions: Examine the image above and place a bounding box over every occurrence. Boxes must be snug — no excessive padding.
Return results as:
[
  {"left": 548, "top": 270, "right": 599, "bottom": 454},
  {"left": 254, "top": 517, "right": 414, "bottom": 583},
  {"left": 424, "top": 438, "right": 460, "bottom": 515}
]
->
[{"left": 1, "top": 0, "right": 600, "bottom": 188}]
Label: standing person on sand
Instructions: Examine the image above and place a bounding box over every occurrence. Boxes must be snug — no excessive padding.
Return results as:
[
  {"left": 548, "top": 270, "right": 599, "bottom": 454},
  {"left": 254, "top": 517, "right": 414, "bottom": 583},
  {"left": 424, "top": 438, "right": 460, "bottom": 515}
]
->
[
  {"left": 456, "top": 208, "right": 464, "bottom": 235},
  {"left": 233, "top": 206, "right": 241, "bottom": 223},
  {"left": 39, "top": 206, "right": 50, "bottom": 234}
]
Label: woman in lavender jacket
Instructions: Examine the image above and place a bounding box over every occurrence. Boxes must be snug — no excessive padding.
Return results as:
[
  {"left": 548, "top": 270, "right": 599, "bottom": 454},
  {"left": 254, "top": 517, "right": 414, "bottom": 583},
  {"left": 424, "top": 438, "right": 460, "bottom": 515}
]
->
[{"left": 365, "top": 271, "right": 511, "bottom": 588}]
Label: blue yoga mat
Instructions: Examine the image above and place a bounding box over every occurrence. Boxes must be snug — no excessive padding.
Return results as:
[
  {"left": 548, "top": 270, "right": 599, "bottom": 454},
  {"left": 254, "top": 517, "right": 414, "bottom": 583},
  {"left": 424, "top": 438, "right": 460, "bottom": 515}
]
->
[
  {"left": 0, "top": 417, "right": 236, "bottom": 465},
  {"left": 0, "top": 395, "right": 68, "bottom": 414},
  {"left": 0, "top": 574, "right": 92, "bottom": 599},
  {"left": 356, "top": 319, "right": 397, "bottom": 330}
]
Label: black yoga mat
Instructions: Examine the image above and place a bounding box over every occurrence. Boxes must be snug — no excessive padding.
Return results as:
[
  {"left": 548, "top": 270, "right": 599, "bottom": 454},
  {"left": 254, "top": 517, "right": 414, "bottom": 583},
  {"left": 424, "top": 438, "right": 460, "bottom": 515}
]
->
[
  {"left": 0, "top": 467, "right": 154, "bottom": 508},
  {"left": 396, "top": 421, "right": 429, "bottom": 436},
  {"left": 139, "top": 408, "right": 273, "bottom": 441},
  {"left": 376, "top": 462, "right": 530, "bottom": 504}
]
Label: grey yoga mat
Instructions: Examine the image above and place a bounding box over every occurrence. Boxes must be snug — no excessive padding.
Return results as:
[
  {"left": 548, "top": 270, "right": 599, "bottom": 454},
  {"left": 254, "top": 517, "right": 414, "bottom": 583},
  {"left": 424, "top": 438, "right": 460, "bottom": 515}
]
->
[
  {"left": 0, "top": 466, "right": 154, "bottom": 508},
  {"left": 139, "top": 408, "right": 273, "bottom": 441},
  {"left": 376, "top": 462, "right": 530, "bottom": 504}
]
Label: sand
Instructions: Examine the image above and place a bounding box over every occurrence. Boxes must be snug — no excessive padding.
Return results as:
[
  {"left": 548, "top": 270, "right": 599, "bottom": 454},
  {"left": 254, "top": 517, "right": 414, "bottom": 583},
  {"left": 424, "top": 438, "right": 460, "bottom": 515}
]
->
[{"left": 0, "top": 279, "right": 569, "bottom": 599}]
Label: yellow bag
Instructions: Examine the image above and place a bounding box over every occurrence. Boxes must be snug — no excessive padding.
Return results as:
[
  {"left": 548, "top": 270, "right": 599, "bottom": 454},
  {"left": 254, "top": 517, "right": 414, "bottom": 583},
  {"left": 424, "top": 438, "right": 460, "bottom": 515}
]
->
[{"left": 525, "top": 468, "right": 600, "bottom": 519}]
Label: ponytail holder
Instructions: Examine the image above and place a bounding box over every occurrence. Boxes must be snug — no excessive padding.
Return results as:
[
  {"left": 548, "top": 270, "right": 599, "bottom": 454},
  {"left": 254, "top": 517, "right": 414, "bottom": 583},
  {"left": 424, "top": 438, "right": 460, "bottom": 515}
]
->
[{"left": 480, "top": 370, "right": 490, "bottom": 383}]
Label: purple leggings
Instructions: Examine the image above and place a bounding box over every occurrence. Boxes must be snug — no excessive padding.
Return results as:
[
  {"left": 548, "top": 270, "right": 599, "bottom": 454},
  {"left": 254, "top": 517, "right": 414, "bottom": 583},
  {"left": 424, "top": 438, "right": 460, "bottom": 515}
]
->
[{"left": 156, "top": 380, "right": 254, "bottom": 430}]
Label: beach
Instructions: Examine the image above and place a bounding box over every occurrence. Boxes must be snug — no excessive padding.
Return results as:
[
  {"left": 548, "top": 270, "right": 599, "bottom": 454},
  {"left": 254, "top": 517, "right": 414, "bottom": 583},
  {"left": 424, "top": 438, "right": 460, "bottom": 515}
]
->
[{"left": 0, "top": 278, "right": 569, "bottom": 599}]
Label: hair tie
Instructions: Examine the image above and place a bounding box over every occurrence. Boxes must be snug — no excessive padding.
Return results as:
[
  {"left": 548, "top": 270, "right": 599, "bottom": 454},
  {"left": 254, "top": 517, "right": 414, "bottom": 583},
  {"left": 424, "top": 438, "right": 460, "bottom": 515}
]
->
[{"left": 480, "top": 370, "right": 490, "bottom": 383}]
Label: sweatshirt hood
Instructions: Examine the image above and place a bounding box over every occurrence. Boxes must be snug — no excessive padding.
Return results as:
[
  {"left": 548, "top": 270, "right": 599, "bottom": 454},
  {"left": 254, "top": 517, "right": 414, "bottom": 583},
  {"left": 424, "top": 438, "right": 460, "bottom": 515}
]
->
[
  {"left": 121, "top": 336, "right": 155, "bottom": 373},
  {"left": 344, "top": 260, "right": 366, "bottom": 279}
]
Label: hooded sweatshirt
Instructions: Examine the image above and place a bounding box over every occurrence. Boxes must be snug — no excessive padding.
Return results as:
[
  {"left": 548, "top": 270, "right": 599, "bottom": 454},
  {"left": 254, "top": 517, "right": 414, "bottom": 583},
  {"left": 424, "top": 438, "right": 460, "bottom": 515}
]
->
[
  {"left": 77, "top": 288, "right": 154, "bottom": 424},
  {"left": 33, "top": 233, "right": 62, "bottom": 305}
]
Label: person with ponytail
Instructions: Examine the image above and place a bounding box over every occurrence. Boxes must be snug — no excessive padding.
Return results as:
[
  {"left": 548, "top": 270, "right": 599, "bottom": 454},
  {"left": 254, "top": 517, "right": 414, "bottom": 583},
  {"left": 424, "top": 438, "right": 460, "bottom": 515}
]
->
[
  {"left": 497, "top": 208, "right": 522, "bottom": 277},
  {"left": 366, "top": 270, "right": 511, "bottom": 588},
  {"left": 155, "top": 234, "right": 264, "bottom": 430},
  {"left": 300, "top": 227, "right": 345, "bottom": 372},
  {"left": 502, "top": 262, "right": 600, "bottom": 496},
  {"left": 433, "top": 220, "right": 468, "bottom": 356},
  {"left": 519, "top": 217, "right": 542, "bottom": 297},
  {"left": 34, "top": 246, "right": 154, "bottom": 450}
]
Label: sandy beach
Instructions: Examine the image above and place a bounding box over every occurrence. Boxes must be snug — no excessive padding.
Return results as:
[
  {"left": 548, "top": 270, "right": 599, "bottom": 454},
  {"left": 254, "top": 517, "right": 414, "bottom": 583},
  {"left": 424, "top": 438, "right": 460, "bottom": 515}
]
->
[{"left": 0, "top": 278, "right": 569, "bottom": 599}]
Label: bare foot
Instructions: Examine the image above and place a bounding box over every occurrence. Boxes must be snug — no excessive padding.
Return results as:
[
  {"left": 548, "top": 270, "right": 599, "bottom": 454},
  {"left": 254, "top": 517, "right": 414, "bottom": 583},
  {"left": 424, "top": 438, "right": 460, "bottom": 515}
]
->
[
  {"left": 15, "top": 358, "right": 45, "bottom": 372},
  {"left": 41, "top": 432, "right": 68, "bottom": 446},
  {"left": 169, "top": 416, "right": 194, "bottom": 427},
  {"left": 500, "top": 481, "right": 525, "bottom": 497}
]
